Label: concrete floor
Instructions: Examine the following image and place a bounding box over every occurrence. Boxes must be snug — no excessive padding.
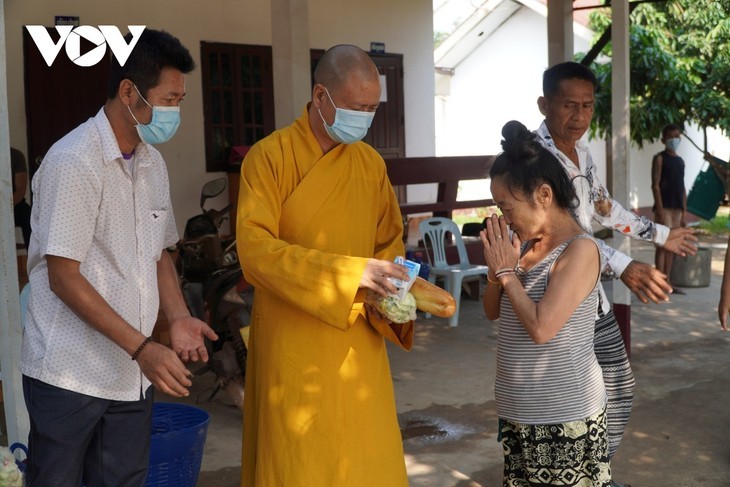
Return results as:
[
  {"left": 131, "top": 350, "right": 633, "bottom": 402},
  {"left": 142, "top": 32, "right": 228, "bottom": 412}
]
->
[
  {"left": 4, "top": 236, "right": 730, "bottom": 486},
  {"left": 166, "top": 235, "right": 730, "bottom": 486}
]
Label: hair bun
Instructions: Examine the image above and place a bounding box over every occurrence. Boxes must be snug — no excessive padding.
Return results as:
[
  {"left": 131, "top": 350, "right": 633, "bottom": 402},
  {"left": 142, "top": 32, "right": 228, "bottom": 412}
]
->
[{"left": 500, "top": 120, "right": 540, "bottom": 159}]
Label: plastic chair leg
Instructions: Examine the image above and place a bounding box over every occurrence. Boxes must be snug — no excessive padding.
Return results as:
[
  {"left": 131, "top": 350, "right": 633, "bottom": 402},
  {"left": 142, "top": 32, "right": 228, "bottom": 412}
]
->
[
  {"left": 448, "top": 274, "right": 463, "bottom": 327},
  {"left": 448, "top": 302, "right": 461, "bottom": 328}
]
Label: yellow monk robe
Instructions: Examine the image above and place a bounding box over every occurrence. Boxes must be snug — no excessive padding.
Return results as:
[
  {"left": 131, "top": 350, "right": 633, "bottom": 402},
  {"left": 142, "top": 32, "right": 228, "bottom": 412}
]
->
[{"left": 236, "top": 105, "right": 412, "bottom": 487}]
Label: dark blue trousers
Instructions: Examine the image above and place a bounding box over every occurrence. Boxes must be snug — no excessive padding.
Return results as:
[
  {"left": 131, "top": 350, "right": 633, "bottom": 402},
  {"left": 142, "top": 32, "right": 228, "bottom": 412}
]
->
[{"left": 23, "top": 375, "right": 153, "bottom": 487}]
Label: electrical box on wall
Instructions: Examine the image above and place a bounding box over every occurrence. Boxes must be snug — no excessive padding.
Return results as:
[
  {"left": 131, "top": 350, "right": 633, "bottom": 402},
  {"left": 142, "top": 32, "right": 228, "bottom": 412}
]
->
[
  {"left": 55, "top": 16, "right": 79, "bottom": 26},
  {"left": 370, "top": 42, "right": 385, "bottom": 54}
]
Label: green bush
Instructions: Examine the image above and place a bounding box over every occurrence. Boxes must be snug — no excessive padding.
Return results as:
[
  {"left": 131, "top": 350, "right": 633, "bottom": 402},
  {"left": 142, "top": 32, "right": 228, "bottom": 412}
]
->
[
  {"left": 693, "top": 213, "right": 730, "bottom": 236},
  {"left": 451, "top": 207, "right": 499, "bottom": 227}
]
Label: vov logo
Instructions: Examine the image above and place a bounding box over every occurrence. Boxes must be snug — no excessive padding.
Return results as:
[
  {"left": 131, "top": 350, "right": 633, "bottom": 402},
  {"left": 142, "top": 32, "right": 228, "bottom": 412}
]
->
[{"left": 25, "top": 25, "right": 145, "bottom": 67}]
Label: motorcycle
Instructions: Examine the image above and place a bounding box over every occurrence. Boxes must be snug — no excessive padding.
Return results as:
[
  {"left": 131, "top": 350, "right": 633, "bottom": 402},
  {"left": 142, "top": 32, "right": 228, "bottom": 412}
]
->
[{"left": 174, "top": 178, "right": 250, "bottom": 409}]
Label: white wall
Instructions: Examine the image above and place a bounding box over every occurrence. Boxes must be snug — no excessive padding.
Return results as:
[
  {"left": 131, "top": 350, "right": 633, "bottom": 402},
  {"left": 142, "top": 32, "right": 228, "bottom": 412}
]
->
[
  {"left": 4, "top": 0, "right": 435, "bottom": 234},
  {"left": 434, "top": 5, "right": 730, "bottom": 213},
  {"left": 433, "top": 7, "right": 605, "bottom": 203},
  {"left": 435, "top": 8, "right": 558, "bottom": 157},
  {"left": 308, "top": 0, "right": 435, "bottom": 157}
]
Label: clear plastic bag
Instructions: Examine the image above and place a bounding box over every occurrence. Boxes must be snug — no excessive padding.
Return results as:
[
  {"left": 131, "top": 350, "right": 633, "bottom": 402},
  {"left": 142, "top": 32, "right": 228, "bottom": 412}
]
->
[{"left": 366, "top": 291, "right": 417, "bottom": 323}]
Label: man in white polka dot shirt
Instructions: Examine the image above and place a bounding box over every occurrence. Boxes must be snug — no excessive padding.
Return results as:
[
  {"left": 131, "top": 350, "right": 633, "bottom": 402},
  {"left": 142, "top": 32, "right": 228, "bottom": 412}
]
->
[{"left": 20, "top": 29, "right": 218, "bottom": 486}]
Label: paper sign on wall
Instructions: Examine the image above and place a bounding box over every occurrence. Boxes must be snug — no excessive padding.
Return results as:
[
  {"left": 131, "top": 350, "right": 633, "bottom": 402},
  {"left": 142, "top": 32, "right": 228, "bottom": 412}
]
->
[{"left": 379, "top": 75, "right": 388, "bottom": 103}]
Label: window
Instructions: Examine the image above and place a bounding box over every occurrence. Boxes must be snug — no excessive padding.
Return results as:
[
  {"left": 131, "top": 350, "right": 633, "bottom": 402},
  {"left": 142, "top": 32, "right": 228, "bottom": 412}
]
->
[{"left": 201, "top": 42, "right": 275, "bottom": 172}]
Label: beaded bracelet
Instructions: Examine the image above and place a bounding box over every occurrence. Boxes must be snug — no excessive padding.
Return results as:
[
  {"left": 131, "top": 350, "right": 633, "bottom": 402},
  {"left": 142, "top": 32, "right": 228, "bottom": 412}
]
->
[
  {"left": 131, "top": 336, "right": 153, "bottom": 361},
  {"left": 495, "top": 269, "right": 516, "bottom": 279}
]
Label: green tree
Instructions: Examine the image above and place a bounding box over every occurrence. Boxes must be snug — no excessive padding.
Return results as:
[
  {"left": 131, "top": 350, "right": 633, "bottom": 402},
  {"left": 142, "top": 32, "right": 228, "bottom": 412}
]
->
[
  {"left": 434, "top": 31, "right": 449, "bottom": 49},
  {"left": 583, "top": 0, "right": 730, "bottom": 148}
]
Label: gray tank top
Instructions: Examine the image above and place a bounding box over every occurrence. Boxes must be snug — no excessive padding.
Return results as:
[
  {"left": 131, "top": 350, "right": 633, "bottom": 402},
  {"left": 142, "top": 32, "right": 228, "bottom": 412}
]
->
[{"left": 495, "top": 235, "right": 606, "bottom": 424}]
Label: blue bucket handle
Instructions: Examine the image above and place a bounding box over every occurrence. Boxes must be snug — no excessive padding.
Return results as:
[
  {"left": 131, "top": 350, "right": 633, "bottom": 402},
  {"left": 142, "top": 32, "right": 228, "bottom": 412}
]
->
[{"left": 152, "top": 417, "right": 174, "bottom": 434}]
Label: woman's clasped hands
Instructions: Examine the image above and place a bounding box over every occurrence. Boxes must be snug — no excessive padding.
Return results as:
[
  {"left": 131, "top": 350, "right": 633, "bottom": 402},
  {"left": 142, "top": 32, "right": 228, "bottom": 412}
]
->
[{"left": 479, "top": 214, "right": 521, "bottom": 280}]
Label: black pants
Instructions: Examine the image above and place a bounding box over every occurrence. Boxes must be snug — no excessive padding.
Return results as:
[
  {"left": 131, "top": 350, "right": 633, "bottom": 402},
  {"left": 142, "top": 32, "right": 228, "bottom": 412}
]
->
[{"left": 23, "top": 376, "right": 154, "bottom": 487}]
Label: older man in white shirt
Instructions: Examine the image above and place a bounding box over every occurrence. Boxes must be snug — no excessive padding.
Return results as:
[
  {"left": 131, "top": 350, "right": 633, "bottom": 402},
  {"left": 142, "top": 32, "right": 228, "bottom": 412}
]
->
[{"left": 534, "top": 62, "right": 697, "bottom": 485}]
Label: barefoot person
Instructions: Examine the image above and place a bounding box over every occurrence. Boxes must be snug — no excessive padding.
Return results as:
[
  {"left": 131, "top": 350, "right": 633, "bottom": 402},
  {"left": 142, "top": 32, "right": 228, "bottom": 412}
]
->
[{"left": 651, "top": 123, "right": 687, "bottom": 288}]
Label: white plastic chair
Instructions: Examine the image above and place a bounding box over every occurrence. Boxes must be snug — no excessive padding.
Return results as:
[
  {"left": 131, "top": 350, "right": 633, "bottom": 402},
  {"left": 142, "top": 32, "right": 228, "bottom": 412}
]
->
[{"left": 418, "top": 217, "right": 489, "bottom": 327}]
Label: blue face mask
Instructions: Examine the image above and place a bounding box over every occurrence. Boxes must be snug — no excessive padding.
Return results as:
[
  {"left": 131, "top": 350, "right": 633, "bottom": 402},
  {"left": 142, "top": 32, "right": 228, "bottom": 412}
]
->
[
  {"left": 317, "top": 87, "right": 376, "bottom": 144},
  {"left": 128, "top": 85, "right": 181, "bottom": 145},
  {"left": 665, "top": 137, "right": 681, "bottom": 152}
]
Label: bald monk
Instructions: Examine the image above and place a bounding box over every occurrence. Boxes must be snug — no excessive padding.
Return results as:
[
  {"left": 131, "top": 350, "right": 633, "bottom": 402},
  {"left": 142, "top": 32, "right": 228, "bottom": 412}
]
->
[{"left": 236, "top": 44, "right": 412, "bottom": 486}]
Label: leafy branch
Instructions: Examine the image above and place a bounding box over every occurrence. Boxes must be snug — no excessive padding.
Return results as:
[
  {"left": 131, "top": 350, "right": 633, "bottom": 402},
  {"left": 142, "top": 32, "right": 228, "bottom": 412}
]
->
[{"left": 581, "top": 0, "right": 730, "bottom": 148}]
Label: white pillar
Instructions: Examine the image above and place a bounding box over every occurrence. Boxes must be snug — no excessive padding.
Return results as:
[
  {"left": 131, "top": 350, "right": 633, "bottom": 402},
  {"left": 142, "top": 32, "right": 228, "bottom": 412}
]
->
[
  {"left": 611, "top": 0, "right": 632, "bottom": 348},
  {"left": 0, "top": 0, "right": 31, "bottom": 446},
  {"left": 546, "top": 0, "right": 573, "bottom": 66},
  {"left": 271, "top": 0, "right": 311, "bottom": 128}
]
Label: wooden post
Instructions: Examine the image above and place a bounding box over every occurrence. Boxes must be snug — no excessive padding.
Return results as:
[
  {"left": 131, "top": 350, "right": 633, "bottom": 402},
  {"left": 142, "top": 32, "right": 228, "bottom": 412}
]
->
[
  {"left": 546, "top": 0, "right": 574, "bottom": 66},
  {"left": 611, "top": 0, "right": 632, "bottom": 356}
]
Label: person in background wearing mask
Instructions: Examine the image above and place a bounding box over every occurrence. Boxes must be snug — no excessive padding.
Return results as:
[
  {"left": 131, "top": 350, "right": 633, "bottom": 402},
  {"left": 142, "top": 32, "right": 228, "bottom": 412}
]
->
[
  {"left": 236, "top": 44, "right": 412, "bottom": 487},
  {"left": 21, "top": 29, "right": 218, "bottom": 487},
  {"left": 651, "top": 124, "right": 687, "bottom": 288}
]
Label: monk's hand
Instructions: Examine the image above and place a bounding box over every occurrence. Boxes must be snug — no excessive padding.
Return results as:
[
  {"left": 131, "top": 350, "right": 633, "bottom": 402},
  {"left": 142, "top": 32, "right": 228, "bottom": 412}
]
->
[
  {"left": 364, "top": 302, "right": 391, "bottom": 323},
  {"left": 620, "top": 260, "right": 672, "bottom": 304},
  {"left": 360, "top": 258, "right": 409, "bottom": 297},
  {"left": 662, "top": 227, "right": 698, "bottom": 257}
]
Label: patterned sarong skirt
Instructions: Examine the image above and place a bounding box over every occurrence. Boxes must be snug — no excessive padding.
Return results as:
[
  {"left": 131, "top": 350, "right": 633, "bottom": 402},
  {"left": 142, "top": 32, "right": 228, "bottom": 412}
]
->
[{"left": 500, "top": 405, "right": 611, "bottom": 486}]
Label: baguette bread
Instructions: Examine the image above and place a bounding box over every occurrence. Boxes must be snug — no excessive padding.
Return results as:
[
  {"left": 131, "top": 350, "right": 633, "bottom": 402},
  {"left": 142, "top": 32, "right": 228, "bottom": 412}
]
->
[{"left": 409, "top": 277, "right": 456, "bottom": 318}]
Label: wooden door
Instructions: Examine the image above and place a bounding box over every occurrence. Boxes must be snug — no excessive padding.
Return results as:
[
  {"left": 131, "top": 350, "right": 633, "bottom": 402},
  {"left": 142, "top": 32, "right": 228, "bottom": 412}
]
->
[
  {"left": 23, "top": 27, "right": 109, "bottom": 178},
  {"left": 364, "top": 53, "right": 405, "bottom": 159}
]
